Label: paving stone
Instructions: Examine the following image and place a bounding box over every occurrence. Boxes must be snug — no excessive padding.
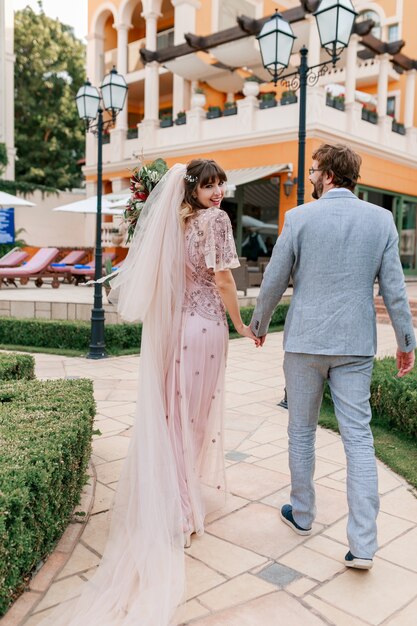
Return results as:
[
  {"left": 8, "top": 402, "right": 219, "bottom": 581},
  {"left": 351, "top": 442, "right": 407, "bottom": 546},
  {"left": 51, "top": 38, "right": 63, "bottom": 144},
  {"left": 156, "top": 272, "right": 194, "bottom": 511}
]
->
[
  {"left": 172, "top": 599, "right": 210, "bottom": 625},
  {"left": 207, "top": 502, "right": 307, "bottom": 560},
  {"left": 305, "top": 594, "right": 368, "bottom": 626},
  {"left": 0, "top": 591, "right": 41, "bottom": 626},
  {"left": 225, "top": 451, "right": 250, "bottom": 462},
  {"left": 324, "top": 510, "right": 415, "bottom": 548},
  {"left": 34, "top": 576, "right": 84, "bottom": 612},
  {"left": 380, "top": 486, "right": 417, "bottom": 523},
  {"left": 96, "top": 459, "right": 124, "bottom": 485},
  {"left": 187, "top": 533, "right": 266, "bottom": 578},
  {"left": 378, "top": 525, "right": 417, "bottom": 571},
  {"left": 314, "top": 558, "right": 417, "bottom": 625},
  {"left": 92, "top": 435, "right": 130, "bottom": 462},
  {"left": 192, "top": 590, "right": 327, "bottom": 625},
  {"left": 29, "top": 552, "right": 69, "bottom": 592},
  {"left": 226, "top": 462, "right": 290, "bottom": 500},
  {"left": 285, "top": 576, "right": 318, "bottom": 597},
  {"left": 279, "top": 545, "right": 345, "bottom": 582},
  {"left": 197, "top": 573, "right": 276, "bottom": 612},
  {"left": 56, "top": 543, "right": 100, "bottom": 580},
  {"left": 384, "top": 596, "right": 417, "bottom": 625},
  {"left": 255, "top": 562, "right": 302, "bottom": 587},
  {"left": 184, "top": 555, "right": 226, "bottom": 600}
]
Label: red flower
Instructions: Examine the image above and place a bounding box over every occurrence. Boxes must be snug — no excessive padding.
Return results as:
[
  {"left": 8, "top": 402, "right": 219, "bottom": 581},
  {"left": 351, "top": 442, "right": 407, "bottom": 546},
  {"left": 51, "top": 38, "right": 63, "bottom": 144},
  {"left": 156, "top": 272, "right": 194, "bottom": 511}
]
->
[{"left": 135, "top": 191, "right": 148, "bottom": 201}]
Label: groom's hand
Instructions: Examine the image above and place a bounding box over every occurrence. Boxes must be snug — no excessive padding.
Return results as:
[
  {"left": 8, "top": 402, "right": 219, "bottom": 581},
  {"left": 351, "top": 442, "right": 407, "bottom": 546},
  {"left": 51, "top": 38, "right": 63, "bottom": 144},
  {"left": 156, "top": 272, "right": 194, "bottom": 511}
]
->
[
  {"left": 396, "top": 348, "right": 415, "bottom": 377},
  {"left": 258, "top": 335, "right": 266, "bottom": 347}
]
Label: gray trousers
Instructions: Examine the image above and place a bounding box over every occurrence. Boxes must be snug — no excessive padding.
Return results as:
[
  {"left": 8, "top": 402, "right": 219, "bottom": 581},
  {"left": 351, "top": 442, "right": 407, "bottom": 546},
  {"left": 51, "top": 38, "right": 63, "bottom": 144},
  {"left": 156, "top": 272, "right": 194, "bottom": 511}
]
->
[{"left": 283, "top": 352, "right": 379, "bottom": 558}]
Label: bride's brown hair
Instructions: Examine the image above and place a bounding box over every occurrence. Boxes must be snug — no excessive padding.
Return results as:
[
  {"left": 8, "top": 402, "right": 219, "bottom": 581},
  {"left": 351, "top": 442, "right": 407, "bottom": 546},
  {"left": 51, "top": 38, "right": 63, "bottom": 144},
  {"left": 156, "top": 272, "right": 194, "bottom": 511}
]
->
[{"left": 180, "top": 159, "right": 227, "bottom": 224}]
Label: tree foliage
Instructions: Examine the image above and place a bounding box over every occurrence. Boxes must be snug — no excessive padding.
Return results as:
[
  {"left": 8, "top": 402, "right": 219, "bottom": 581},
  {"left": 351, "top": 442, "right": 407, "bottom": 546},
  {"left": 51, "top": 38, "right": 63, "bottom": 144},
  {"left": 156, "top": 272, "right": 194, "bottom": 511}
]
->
[
  {"left": 0, "top": 143, "right": 7, "bottom": 177},
  {"left": 14, "top": 5, "right": 86, "bottom": 190}
]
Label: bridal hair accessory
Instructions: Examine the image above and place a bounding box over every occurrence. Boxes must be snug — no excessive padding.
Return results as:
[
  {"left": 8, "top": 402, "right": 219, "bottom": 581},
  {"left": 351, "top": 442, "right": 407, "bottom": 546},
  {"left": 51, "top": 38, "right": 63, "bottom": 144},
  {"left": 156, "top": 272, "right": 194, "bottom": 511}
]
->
[
  {"left": 124, "top": 158, "right": 169, "bottom": 242},
  {"left": 184, "top": 173, "right": 198, "bottom": 183}
]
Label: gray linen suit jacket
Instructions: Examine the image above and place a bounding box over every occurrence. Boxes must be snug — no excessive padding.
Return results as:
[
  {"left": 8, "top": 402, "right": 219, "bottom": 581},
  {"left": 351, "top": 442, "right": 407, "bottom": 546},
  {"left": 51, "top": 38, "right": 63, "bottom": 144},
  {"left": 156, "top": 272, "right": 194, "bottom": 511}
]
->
[{"left": 251, "top": 188, "right": 416, "bottom": 356}]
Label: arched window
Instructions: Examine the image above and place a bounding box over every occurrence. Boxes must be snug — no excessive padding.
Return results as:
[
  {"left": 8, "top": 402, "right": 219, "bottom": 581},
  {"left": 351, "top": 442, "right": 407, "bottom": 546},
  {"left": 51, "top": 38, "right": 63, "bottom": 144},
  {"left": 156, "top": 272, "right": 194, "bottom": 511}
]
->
[{"left": 357, "top": 9, "right": 382, "bottom": 39}]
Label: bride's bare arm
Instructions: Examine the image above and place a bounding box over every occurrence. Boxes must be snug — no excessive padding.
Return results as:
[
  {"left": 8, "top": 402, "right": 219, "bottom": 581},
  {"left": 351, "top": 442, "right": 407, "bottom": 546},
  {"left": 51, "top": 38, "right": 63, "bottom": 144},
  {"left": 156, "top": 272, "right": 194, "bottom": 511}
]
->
[{"left": 214, "top": 269, "right": 259, "bottom": 344}]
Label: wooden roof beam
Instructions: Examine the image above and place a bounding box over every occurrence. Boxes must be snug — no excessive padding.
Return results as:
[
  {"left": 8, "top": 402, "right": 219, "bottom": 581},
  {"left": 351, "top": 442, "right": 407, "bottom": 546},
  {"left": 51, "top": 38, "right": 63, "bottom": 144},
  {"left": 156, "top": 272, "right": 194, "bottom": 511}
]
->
[{"left": 140, "top": 3, "right": 310, "bottom": 66}]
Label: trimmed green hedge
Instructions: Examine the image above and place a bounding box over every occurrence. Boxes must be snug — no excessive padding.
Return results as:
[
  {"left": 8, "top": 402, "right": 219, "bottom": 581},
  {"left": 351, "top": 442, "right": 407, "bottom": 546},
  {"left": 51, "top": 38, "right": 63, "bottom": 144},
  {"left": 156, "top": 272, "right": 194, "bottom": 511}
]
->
[
  {"left": 0, "top": 378, "right": 95, "bottom": 615},
  {"left": 324, "top": 354, "right": 417, "bottom": 440},
  {"left": 0, "top": 318, "right": 142, "bottom": 351},
  {"left": 0, "top": 304, "right": 290, "bottom": 353},
  {"left": 227, "top": 303, "right": 289, "bottom": 332},
  {"left": 370, "top": 356, "right": 417, "bottom": 438},
  {"left": 0, "top": 353, "right": 34, "bottom": 380}
]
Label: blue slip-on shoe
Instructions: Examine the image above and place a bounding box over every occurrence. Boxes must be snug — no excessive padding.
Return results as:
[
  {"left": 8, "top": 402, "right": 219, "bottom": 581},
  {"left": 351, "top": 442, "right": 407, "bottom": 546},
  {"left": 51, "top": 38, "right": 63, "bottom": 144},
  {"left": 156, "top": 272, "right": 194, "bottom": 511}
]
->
[
  {"left": 345, "top": 551, "right": 373, "bottom": 570},
  {"left": 280, "top": 504, "right": 312, "bottom": 536}
]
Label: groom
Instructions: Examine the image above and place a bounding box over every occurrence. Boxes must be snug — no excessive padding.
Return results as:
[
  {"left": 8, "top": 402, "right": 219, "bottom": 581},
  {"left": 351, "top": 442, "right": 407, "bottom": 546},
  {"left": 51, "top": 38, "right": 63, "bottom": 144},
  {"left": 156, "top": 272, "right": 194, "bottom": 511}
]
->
[{"left": 250, "top": 143, "right": 416, "bottom": 569}]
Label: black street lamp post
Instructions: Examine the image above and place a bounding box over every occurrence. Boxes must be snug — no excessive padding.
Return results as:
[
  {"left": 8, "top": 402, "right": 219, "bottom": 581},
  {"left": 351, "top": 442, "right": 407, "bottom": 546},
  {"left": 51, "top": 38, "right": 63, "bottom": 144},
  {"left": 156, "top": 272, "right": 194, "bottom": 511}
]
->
[
  {"left": 257, "top": 0, "right": 357, "bottom": 206},
  {"left": 75, "top": 68, "right": 128, "bottom": 359}
]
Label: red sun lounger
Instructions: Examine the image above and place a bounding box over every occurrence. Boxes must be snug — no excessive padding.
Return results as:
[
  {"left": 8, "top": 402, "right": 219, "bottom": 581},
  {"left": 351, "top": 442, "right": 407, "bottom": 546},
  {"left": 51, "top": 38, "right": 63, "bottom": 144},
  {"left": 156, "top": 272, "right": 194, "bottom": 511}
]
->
[
  {"left": 0, "top": 247, "right": 59, "bottom": 288},
  {"left": 0, "top": 248, "right": 29, "bottom": 268},
  {"left": 71, "top": 252, "right": 117, "bottom": 285},
  {"left": 49, "top": 250, "right": 89, "bottom": 285}
]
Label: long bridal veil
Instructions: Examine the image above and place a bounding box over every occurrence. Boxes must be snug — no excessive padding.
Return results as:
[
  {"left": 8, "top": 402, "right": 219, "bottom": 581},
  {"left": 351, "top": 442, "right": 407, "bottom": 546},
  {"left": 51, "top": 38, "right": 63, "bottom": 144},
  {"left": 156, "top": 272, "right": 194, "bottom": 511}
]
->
[{"left": 45, "top": 164, "right": 188, "bottom": 626}]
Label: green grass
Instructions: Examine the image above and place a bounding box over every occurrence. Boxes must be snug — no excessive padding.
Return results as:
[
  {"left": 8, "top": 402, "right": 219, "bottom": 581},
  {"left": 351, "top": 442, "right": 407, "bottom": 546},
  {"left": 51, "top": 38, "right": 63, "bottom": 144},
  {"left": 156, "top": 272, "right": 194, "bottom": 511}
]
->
[
  {"left": 0, "top": 344, "right": 87, "bottom": 357},
  {"left": 320, "top": 399, "right": 417, "bottom": 490}
]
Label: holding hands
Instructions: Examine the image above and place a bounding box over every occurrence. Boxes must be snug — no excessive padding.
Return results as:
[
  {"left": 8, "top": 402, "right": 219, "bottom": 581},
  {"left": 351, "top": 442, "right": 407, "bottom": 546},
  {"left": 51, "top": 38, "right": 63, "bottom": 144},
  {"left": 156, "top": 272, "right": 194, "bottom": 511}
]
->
[
  {"left": 236, "top": 323, "right": 262, "bottom": 347},
  {"left": 396, "top": 348, "right": 415, "bottom": 378}
]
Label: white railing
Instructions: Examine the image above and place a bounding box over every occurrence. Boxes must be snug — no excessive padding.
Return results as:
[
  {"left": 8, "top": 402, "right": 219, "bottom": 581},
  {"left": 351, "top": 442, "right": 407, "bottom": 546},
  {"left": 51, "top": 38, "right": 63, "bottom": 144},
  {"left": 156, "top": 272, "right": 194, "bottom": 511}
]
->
[{"left": 97, "top": 87, "right": 417, "bottom": 169}]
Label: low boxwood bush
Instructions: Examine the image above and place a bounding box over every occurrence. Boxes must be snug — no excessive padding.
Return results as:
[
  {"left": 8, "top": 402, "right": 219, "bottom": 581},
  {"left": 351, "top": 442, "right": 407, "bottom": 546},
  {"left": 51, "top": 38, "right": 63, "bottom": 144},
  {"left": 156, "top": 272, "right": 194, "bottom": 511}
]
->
[
  {"left": 0, "top": 304, "right": 290, "bottom": 353},
  {"left": 370, "top": 356, "right": 417, "bottom": 438},
  {"left": 324, "top": 354, "right": 417, "bottom": 439},
  {"left": 0, "top": 378, "right": 95, "bottom": 615},
  {"left": 0, "top": 318, "right": 142, "bottom": 351},
  {"left": 0, "top": 353, "right": 35, "bottom": 380},
  {"left": 227, "top": 302, "right": 290, "bottom": 333}
]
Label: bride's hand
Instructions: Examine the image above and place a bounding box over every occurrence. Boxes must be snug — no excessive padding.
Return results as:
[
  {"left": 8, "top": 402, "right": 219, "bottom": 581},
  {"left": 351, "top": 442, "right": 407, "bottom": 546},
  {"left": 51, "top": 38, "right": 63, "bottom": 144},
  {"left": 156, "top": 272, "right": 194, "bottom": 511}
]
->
[{"left": 238, "top": 324, "right": 262, "bottom": 347}]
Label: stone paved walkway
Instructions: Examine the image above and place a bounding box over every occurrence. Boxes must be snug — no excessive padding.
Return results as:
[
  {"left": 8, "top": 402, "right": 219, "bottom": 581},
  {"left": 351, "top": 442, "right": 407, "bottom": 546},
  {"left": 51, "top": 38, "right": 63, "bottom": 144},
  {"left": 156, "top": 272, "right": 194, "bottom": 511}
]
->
[{"left": 11, "top": 324, "right": 417, "bottom": 625}]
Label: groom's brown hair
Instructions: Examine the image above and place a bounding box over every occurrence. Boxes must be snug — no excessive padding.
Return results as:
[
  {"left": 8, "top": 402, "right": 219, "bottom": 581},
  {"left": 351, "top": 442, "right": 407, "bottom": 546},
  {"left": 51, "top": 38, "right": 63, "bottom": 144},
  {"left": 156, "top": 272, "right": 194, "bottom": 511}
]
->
[{"left": 312, "top": 143, "right": 362, "bottom": 191}]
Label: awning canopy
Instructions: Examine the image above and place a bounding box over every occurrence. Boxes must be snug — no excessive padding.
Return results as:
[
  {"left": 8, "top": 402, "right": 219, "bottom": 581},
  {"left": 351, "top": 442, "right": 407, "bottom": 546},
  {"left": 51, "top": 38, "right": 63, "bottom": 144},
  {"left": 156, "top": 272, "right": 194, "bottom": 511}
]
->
[
  {"left": 0, "top": 191, "right": 35, "bottom": 208},
  {"left": 164, "top": 52, "right": 225, "bottom": 81},
  {"left": 53, "top": 195, "right": 126, "bottom": 215},
  {"left": 242, "top": 215, "right": 278, "bottom": 234},
  {"left": 225, "top": 164, "right": 291, "bottom": 190},
  {"left": 53, "top": 166, "right": 290, "bottom": 214}
]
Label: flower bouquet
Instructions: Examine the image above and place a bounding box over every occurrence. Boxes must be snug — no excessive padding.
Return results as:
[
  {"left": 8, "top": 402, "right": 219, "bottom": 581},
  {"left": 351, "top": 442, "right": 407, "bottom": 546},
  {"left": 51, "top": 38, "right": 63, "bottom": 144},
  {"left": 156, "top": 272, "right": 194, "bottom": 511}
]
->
[{"left": 124, "top": 158, "right": 168, "bottom": 242}]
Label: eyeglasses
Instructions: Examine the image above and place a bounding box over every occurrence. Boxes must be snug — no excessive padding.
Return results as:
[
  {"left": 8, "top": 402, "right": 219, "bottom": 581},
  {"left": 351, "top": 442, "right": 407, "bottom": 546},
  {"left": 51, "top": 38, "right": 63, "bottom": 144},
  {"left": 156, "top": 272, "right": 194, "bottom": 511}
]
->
[{"left": 308, "top": 168, "right": 322, "bottom": 176}]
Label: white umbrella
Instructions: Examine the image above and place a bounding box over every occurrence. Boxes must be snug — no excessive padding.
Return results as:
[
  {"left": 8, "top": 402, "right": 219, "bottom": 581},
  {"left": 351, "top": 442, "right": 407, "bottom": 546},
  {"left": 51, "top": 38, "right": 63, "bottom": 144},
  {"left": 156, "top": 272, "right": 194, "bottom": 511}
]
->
[
  {"left": 0, "top": 191, "right": 36, "bottom": 208},
  {"left": 242, "top": 215, "right": 278, "bottom": 235},
  {"left": 53, "top": 194, "right": 126, "bottom": 215}
]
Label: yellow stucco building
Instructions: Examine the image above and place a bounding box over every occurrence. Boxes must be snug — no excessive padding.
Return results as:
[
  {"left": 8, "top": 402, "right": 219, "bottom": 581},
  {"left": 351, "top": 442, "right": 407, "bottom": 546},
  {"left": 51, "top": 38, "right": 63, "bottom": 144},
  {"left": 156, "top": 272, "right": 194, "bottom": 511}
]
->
[{"left": 85, "top": 0, "right": 417, "bottom": 273}]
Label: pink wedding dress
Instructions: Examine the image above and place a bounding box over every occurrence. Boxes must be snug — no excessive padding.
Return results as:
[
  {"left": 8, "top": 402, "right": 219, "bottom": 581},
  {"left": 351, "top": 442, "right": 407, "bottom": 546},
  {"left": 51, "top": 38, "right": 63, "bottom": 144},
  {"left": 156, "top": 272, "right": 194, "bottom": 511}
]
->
[
  {"left": 43, "top": 163, "right": 240, "bottom": 626},
  {"left": 167, "top": 207, "right": 240, "bottom": 536}
]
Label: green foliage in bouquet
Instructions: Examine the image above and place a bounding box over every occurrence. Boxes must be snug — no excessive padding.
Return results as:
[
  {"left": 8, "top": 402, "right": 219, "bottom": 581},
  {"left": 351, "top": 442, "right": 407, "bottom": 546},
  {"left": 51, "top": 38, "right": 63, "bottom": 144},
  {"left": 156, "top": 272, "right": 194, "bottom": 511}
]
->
[{"left": 124, "top": 158, "right": 169, "bottom": 242}]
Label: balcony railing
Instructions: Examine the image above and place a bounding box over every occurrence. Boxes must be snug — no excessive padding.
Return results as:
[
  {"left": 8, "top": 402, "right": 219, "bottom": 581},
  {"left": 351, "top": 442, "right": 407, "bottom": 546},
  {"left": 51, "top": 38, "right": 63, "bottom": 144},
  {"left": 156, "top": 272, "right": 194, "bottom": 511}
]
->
[
  {"left": 326, "top": 94, "right": 345, "bottom": 111},
  {"left": 126, "top": 127, "right": 138, "bottom": 139},
  {"left": 92, "top": 88, "right": 416, "bottom": 172},
  {"left": 392, "top": 120, "right": 406, "bottom": 135},
  {"left": 361, "top": 108, "right": 378, "bottom": 124}
]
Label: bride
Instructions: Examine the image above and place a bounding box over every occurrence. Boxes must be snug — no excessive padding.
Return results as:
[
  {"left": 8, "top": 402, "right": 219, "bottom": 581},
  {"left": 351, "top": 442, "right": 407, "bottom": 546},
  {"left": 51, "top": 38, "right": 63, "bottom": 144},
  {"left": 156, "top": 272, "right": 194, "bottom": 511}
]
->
[{"left": 45, "top": 159, "right": 258, "bottom": 626}]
